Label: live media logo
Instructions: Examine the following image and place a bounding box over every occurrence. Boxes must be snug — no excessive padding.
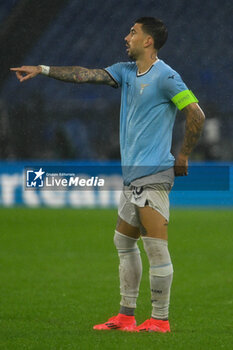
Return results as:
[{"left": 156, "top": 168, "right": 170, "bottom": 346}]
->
[
  {"left": 26, "top": 168, "right": 45, "bottom": 188},
  {"left": 25, "top": 167, "right": 105, "bottom": 190}
]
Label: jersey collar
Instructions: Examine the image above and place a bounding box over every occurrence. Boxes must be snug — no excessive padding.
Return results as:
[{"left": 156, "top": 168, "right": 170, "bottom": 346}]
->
[{"left": 137, "top": 59, "right": 160, "bottom": 77}]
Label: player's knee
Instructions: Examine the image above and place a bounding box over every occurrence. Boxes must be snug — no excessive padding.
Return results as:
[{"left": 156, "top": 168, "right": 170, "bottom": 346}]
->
[
  {"left": 114, "top": 230, "right": 139, "bottom": 253},
  {"left": 142, "top": 236, "right": 173, "bottom": 276}
]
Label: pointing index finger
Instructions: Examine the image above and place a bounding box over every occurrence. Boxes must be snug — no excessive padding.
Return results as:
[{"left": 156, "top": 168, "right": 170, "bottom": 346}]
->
[{"left": 10, "top": 67, "right": 23, "bottom": 71}]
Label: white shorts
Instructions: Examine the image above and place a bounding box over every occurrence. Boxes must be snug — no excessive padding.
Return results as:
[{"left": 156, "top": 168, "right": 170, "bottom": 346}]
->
[{"left": 118, "top": 183, "right": 172, "bottom": 227}]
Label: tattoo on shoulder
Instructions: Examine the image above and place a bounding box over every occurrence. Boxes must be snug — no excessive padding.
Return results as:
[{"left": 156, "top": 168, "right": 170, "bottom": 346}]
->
[{"left": 49, "top": 66, "right": 117, "bottom": 86}]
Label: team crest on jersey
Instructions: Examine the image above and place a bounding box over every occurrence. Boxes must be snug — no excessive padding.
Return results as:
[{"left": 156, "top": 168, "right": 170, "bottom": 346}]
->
[{"left": 140, "top": 83, "right": 149, "bottom": 94}]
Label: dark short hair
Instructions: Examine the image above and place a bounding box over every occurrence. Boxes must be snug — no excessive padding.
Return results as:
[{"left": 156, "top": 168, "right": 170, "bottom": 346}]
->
[{"left": 135, "top": 17, "right": 168, "bottom": 50}]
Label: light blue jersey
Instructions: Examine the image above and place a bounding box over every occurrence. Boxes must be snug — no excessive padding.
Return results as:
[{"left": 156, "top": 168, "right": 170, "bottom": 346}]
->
[{"left": 105, "top": 60, "right": 191, "bottom": 185}]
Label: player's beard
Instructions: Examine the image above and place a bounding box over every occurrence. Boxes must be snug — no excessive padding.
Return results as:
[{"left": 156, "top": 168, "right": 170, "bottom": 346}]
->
[
  {"left": 127, "top": 48, "right": 137, "bottom": 61},
  {"left": 128, "top": 52, "right": 136, "bottom": 61}
]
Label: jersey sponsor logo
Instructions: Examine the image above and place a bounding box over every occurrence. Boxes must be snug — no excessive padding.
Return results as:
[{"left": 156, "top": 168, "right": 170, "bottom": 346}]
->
[
  {"left": 140, "top": 83, "right": 149, "bottom": 94},
  {"left": 168, "top": 74, "right": 175, "bottom": 79}
]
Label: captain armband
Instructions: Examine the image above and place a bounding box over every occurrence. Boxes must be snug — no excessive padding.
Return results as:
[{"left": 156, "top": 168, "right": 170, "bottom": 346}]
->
[{"left": 171, "top": 90, "right": 198, "bottom": 110}]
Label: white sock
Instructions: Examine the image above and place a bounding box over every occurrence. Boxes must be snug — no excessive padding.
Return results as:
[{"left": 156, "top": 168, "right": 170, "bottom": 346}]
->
[
  {"left": 114, "top": 230, "right": 142, "bottom": 309},
  {"left": 142, "top": 237, "right": 173, "bottom": 320}
]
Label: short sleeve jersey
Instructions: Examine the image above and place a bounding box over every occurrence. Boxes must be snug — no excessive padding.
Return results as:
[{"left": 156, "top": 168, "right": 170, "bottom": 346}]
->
[{"left": 105, "top": 59, "right": 194, "bottom": 185}]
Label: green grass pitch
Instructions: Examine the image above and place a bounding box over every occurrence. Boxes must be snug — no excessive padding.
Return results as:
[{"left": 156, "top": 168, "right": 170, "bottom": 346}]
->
[{"left": 0, "top": 208, "right": 232, "bottom": 350}]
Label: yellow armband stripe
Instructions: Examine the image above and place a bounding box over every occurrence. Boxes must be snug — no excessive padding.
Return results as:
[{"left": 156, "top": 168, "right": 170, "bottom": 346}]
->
[{"left": 171, "top": 90, "right": 198, "bottom": 110}]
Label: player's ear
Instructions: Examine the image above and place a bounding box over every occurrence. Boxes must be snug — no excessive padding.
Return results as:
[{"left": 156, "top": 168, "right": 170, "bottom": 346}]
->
[{"left": 144, "top": 35, "right": 154, "bottom": 48}]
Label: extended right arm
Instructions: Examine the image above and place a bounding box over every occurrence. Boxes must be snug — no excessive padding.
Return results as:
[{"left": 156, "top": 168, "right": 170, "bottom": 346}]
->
[{"left": 10, "top": 65, "right": 117, "bottom": 87}]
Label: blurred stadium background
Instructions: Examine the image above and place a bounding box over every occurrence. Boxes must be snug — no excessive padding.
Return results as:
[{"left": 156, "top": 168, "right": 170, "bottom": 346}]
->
[
  {"left": 0, "top": 0, "right": 232, "bottom": 207},
  {"left": 1, "top": 3, "right": 233, "bottom": 349}
]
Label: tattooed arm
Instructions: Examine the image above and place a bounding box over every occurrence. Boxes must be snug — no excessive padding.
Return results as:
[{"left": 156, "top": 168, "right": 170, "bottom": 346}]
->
[
  {"left": 174, "top": 103, "right": 205, "bottom": 176},
  {"left": 10, "top": 65, "right": 117, "bottom": 87},
  {"left": 49, "top": 66, "right": 116, "bottom": 86}
]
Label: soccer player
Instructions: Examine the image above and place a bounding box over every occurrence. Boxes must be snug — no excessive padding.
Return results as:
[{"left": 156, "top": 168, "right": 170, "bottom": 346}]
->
[{"left": 11, "top": 17, "right": 205, "bottom": 332}]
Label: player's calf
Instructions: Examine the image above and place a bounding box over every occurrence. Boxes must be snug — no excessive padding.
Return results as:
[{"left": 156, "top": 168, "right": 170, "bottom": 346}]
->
[
  {"left": 114, "top": 230, "right": 142, "bottom": 313},
  {"left": 142, "top": 236, "right": 173, "bottom": 321}
]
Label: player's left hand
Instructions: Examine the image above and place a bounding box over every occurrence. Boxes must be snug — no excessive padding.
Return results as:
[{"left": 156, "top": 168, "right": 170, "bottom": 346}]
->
[{"left": 174, "top": 153, "right": 188, "bottom": 176}]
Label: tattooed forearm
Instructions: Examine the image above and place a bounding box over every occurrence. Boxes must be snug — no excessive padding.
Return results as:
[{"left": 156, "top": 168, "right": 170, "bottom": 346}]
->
[
  {"left": 48, "top": 66, "right": 116, "bottom": 86},
  {"left": 180, "top": 104, "right": 205, "bottom": 156}
]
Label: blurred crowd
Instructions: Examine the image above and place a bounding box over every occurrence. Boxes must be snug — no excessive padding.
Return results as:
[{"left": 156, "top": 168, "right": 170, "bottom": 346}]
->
[
  {"left": 0, "top": 97, "right": 232, "bottom": 161},
  {"left": 0, "top": 0, "right": 232, "bottom": 161}
]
